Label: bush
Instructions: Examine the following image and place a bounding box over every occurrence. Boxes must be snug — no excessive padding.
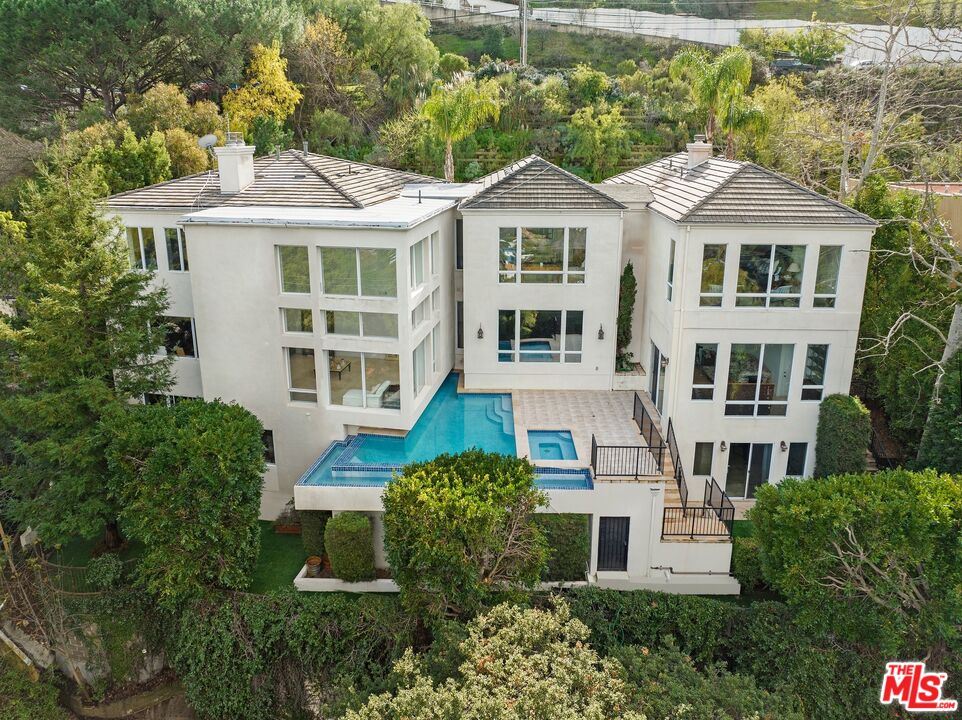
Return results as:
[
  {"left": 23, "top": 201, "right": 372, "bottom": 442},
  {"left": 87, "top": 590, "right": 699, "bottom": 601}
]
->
[
  {"left": 916, "top": 349, "right": 962, "bottom": 472},
  {"left": 732, "top": 536, "right": 764, "bottom": 593},
  {"left": 534, "top": 514, "right": 589, "bottom": 581},
  {"left": 814, "top": 394, "right": 870, "bottom": 477},
  {"left": 301, "top": 510, "right": 330, "bottom": 558},
  {"left": 86, "top": 553, "right": 125, "bottom": 590},
  {"left": 0, "top": 660, "right": 67, "bottom": 720},
  {"left": 325, "top": 512, "right": 376, "bottom": 582}
]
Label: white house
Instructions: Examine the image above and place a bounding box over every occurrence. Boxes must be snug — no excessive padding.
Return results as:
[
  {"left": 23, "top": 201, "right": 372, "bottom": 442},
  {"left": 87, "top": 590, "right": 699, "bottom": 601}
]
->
[{"left": 107, "top": 135, "right": 876, "bottom": 594}]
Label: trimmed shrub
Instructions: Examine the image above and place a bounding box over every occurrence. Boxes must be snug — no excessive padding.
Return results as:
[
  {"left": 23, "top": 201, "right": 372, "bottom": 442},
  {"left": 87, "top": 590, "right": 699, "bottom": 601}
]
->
[
  {"left": 916, "top": 349, "right": 962, "bottom": 472},
  {"left": 534, "top": 514, "right": 590, "bottom": 581},
  {"left": 814, "top": 394, "right": 870, "bottom": 477},
  {"left": 324, "top": 512, "right": 376, "bottom": 582},
  {"left": 301, "top": 510, "right": 330, "bottom": 559},
  {"left": 732, "top": 536, "right": 764, "bottom": 593}
]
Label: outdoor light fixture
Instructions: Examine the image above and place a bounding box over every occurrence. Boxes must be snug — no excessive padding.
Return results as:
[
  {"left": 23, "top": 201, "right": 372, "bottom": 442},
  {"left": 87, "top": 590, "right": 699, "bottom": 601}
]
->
[
  {"left": 720, "top": 441, "right": 727, "bottom": 452},
  {"left": 477, "top": 324, "right": 484, "bottom": 339},
  {"left": 660, "top": 356, "right": 669, "bottom": 369},
  {"left": 780, "top": 441, "right": 788, "bottom": 451},
  {"left": 598, "top": 324, "right": 605, "bottom": 340}
]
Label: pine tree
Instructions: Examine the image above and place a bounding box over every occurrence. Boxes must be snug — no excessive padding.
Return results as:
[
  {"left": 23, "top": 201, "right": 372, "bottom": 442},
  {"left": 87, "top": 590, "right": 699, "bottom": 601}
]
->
[{"left": 0, "top": 161, "right": 172, "bottom": 547}]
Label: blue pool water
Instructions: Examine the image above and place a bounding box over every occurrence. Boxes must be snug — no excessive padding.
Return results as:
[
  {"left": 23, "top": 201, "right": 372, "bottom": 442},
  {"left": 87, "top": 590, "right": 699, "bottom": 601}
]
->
[{"left": 528, "top": 430, "right": 578, "bottom": 461}]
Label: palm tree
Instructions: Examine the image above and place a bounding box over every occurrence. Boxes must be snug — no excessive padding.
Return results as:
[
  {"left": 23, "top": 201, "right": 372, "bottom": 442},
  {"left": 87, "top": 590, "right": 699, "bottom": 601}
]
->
[
  {"left": 718, "top": 84, "right": 768, "bottom": 159},
  {"left": 669, "top": 46, "right": 753, "bottom": 145},
  {"left": 420, "top": 77, "right": 501, "bottom": 181}
]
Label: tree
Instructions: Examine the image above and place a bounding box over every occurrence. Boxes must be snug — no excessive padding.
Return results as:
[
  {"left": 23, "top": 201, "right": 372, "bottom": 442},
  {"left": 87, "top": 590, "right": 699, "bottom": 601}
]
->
[
  {"left": 438, "top": 53, "right": 470, "bottom": 80},
  {"left": 288, "top": 15, "right": 364, "bottom": 126},
  {"left": 669, "top": 46, "right": 752, "bottom": 144},
  {"left": 124, "top": 83, "right": 193, "bottom": 137},
  {"left": 382, "top": 450, "right": 548, "bottom": 619},
  {"left": 420, "top": 78, "right": 501, "bottom": 181},
  {"left": 814, "top": 394, "right": 870, "bottom": 477},
  {"left": 569, "top": 63, "right": 611, "bottom": 104},
  {"left": 717, "top": 85, "right": 766, "bottom": 160},
  {"left": 786, "top": 21, "right": 846, "bottom": 66},
  {"left": 104, "top": 399, "right": 265, "bottom": 607},
  {"left": 751, "top": 470, "right": 962, "bottom": 666},
  {"left": 163, "top": 127, "right": 210, "bottom": 177},
  {"left": 916, "top": 349, "right": 962, "bottom": 472},
  {"left": 86, "top": 128, "right": 172, "bottom": 193},
  {"left": 361, "top": 3, "right": 439, "bottom": 112},
  {"left": 567, "top": 102, "right": 629, "bottom": 183},
  {"left": 0, "top": 161, "right": 171, "bottom": 548},
  {"left": 222, "top": 42, "right": 302, "bottom": 131},
  {"left": 616, "top": 261, "right": 637, "bottom": 370},
  {"left": 344, "top": 601, "right": 645, "bottom": 720},
  {"left": 248, "top": 116, "right": 294, "bottom": 156}
]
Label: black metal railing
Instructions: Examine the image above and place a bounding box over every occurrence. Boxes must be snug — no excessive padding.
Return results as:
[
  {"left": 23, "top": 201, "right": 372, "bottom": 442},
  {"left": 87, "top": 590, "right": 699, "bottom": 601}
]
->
[
  {"left": 665, "top": 419, "right": 688, "bottom": 511},
  {"left": 633, "top": 392, "right": 662, "bottom": 449},
  {"left": 661, "top": 506, "right": 733, "bottom": 538},
  {"left": 591, "top": 434, "right": 665, "bottom": 478},
  {"left": 703, "top": 477, "right": 735, "bottom": 536}
]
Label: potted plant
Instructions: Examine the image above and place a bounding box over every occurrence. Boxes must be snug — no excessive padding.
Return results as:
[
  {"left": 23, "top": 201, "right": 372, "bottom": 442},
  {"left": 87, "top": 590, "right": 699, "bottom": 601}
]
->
[{"left": 306, "top": 555, "right": 322, "bottom": 578}]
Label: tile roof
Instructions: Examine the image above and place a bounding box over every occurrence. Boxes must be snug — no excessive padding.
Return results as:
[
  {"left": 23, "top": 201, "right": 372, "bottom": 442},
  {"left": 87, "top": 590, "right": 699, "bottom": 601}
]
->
[
  {"left": 461, "top": 156, "right": 626, "bottom": 210},
  {"left": 606, "top": 153, "right": 876, "bottom": 226},
  {"left": 107, "top": 151, "right": 438, "bottom": 210}
]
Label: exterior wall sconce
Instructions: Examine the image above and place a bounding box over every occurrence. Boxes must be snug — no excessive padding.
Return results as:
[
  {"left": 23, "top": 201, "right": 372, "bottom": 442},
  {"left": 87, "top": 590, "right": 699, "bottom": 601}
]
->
[
  {"left": 720, "top": 441, "right": 727, "bottom": 452},
  {"left": 477, "top": 325, "right": 484, "bottom": 339},
  {"left": 780, "top": 440, "right": 788, "bottom": 451},
  {"left": 660, "top": 356, "right": 669, "bottom": 369},
  {"left": 598, "top": 324, "right": 605, "bottom": 340}
]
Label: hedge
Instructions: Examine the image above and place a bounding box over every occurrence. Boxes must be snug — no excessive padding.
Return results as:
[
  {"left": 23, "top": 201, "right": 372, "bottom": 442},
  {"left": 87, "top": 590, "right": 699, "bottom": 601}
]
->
[
  {"left": 534, "top": 514, "right": 590, "bottom": 581},
  {"left": 324, "top": 512, "right": 376, "bottom": 582},
  {"left": 300, "top": 510, "right": 330, "bottom": 558},
  {"left": 814, "top": 394, "right": 870, "bottom": 477},
  {"left": 916, "top": 349, "right": 962, "bottom": 473},
  {"left": 731, "top": 536, "right": 764, "bottom": 593}
]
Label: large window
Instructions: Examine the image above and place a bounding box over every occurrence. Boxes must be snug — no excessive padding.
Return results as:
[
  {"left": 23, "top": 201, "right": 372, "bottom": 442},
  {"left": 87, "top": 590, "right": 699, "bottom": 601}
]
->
[
  {"left": 410, "top": 238, "right": 426, "bottom": 289},
  {"left": 667, "top": 238, "right": 676, "bottom": 301},
  {"left": 725, "top": 343, "right": 794, "bottom": 416},
  {"left": 328, "top": 351, "right": 400, "bottom": 409},
  {"left": 736, "top": 245, "right": 806, "bottom": 307},
  {"left": 324, "top": 311, "right": 398, "bottom": 338},
  {"left": 320, "top": 247, "right": 397, "bottom": 298},
  {"left": 165, "top": 228, "right": 188, "bottom": 272},
  {"left": 699, "top": 244, "right": 726, "bottom": 306},
  {"left": 691, "top": 343, "right": 718, "bottom": 400},
  {"left": 278, "top": 246, "right": 310, "bottom": 294},
  {"left": 127, "top": 227, "right": 157, "bottom": 271},
  {"left": 413, "top": 338, "right": 427, "bottom": 395},
  {"left": 287, "top": 348, "right": 317, "bottom": 402},
  {"left": 814, "top": 246, "right": 842, "bottom": 308},
  {"left": 282, "top": 308, "right": 313, "bottom": 333},
  {"left": 497, "top": 309, "right": 583, "bottom": 363},
  {"left": 163, "top": 317, "right": 196, "bottom": 357},
  {"left": 499, "top": 227, "right": 586, "bottom": 284},
  {"left": 802, "top": 344, "right": 828, "bottom": 400}
]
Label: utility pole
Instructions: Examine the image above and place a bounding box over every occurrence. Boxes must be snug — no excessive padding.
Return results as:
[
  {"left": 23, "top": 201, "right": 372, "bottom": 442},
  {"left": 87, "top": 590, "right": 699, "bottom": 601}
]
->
[{"left": 520, "top": 0, "right": 528, "bottom": 65}]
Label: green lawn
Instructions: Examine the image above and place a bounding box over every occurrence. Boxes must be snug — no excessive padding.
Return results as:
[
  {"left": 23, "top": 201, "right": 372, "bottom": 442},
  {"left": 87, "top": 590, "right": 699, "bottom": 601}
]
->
[
  {"left": 248, "top": 521, "right": 305, "bottom": 594},
  {"left": 732, "top": 519, "right": 754, "bottom": 538}
]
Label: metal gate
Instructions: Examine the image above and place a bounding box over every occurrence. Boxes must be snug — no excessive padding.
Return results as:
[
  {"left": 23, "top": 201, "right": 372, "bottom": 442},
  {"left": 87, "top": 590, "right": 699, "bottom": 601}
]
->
[{"left": 597, "top": 517, "right": 630, "bottom": 571}]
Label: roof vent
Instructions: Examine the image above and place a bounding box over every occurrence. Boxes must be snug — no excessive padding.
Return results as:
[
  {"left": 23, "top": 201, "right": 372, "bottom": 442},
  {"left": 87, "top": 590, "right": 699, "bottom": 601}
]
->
[
  {"left": 686, "top": 135, "right": 712, "bottom": 169},
  {"left": 293, "top": 173, "right": 306, "bottom": 179}
]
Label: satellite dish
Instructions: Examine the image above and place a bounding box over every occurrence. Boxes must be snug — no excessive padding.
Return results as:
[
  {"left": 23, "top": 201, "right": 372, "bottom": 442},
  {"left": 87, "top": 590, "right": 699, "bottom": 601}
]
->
[{"left": 198, "top": 134, "right": 218, "bottom": 149}]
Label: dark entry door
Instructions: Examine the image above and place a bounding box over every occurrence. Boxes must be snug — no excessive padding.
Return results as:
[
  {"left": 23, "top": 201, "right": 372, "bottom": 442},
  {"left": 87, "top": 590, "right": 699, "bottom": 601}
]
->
[{"left": 598, "top": 517, "right": 630, "bottom": 571}]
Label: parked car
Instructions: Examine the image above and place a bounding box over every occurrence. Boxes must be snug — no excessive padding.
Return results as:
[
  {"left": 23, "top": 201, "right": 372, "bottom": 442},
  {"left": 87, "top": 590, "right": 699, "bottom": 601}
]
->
[{"left": 770, "top": 57, "right": 816, "bottom": 76}]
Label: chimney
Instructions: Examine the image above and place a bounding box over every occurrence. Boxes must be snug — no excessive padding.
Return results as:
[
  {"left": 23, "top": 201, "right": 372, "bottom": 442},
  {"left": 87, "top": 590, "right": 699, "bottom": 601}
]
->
[
  {"left": 212, "top": 132, "right": 255, "bottom": 194},
  {"left": 686, "top": 134, "right": 712, "bottom": 169}
]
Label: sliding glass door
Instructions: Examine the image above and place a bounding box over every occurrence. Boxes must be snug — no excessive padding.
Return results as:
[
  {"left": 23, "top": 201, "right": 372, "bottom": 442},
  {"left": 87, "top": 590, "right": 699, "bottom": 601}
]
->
[{"left": 725, "top": 443, "right": 773, "bottom": 499}]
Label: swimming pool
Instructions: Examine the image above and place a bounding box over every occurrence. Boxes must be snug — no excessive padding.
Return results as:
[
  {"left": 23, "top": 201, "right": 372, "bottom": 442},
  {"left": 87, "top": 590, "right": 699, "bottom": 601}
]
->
[{"left": 528, "top": 430, "right": 578, "bottom": 461}]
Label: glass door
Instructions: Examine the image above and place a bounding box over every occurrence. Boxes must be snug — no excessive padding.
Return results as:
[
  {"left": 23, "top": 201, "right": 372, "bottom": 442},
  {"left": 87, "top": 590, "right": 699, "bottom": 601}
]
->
[{"left": 726, "top": 443, "right": 773, "bottom": 499}]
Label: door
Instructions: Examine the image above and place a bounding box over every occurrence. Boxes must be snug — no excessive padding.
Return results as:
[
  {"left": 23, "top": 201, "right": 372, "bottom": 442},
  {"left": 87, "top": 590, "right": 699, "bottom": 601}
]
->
[
  {"left": 597, "top": 517, "right": 630, "bottom": 571},
  {"left": 726, "top": 443, "right": 773, "bottom": 499},
  {"left": 650, "top": 344, "right": 667, "bottom": 415}
]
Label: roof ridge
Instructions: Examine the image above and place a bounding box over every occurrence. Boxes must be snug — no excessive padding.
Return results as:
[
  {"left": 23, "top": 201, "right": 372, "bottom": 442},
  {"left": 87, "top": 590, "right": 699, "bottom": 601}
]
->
[
  {"left": 294, "top": 151, "right": 363, "bottom": 208},
  {"left": 677, "top": 161, "right": 748, "bottom": 222},
  {"left": 297, "top": 150, "right": 440, "bottom": 183}
]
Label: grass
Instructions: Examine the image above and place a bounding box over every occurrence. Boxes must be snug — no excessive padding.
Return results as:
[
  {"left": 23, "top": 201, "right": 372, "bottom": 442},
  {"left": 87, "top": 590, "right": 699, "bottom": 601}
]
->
[
  {"left": 54, "top": 531, "right": 143, "bottom": 567},
  {"left": 732, "top": 519, "right": 754, "bottom": 538},
  {"left": 248, "top": 521, "right": 305, "bottom": 594}
]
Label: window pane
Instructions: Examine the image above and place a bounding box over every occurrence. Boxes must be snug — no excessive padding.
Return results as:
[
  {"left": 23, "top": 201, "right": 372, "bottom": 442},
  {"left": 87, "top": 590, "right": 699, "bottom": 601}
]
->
[
  {"left": 410, "top": 240, "right": 425, "bottom": 288},
  {"left": 737, "top": 245, "right": 771, "bottom": 296},
  {"left": 127, "top": 228, "right": 143, "bottom": 269},
  {"left": 667, "top": 238, "right": 676, "bottom": 300},
  {"left": 693, "top": 442, "right": 713, "bottom": 475},
  {"left": 141, "top": 228, "right": 157, "bottom": 270},
  {"left": 815, "top": 246, "right": 842, "bottom": 296},
  {"left": 365, "top": 353, "right": 400, "bottom": 409},
  {"left": 746, "top": 444, "right": 773, "bottom": 498},
  {"left": 326, "top": 311, "right": 360, "bottom": 335},
  {"left": 692, "top": 343, "right": 717, "bottom": 400},
  {"left": 499, "top": 228, "right": 517, "bottom": 278},
  {"left": 787, "top": 442, "right": 807, "bottom": 476},
  {"left": 520, "top": 273, "right": 562, "bottom": 284},
  {"left": 165, "top": 228, "right": 182, "bottom": 271},
  {"left": 761, "top": 344, "right": 794, "bottom": 402},
  {"left": 519, "top": 310, "right": 561, "bottom": 362},
  {"left": 362, "top": 312, "right": 398, "bottom": 338},
  {"left": 456, "top": 301, "right": 464, "bottom": 350},
  {"left": 328, "top": 351, "right": 360, "bottom": 405},
  {"left": 770, "top": 245, "right": 805, "bottom": 303},
  {"left": 360, "top": 248, "right": 396, "bottom": 297},
  {"left": 521, "top": 228, "right": 564, "bottom": 274},
  {"left": 320, "top": 247, "right": 357, "bottom": 295},
  {"left": 262, "top": 430, "right": 276, "bottom": 464},
  {"left": 288, "top": 348, "right": 317, "bottom": 397},
  {"left": 498, "top": 310, "right": 515, "bottom": 362},
  {"left": 181, "top": 235, "right": 189, "bottom": 271},
  {"left": 803, "top": 345, "right": 827, "bottom": 385},
  {"left": 432, "top": 324, "right": 440, "bottom": 373},
  {"left": 700, "top": 244, "right": 726, "bottom": 302},
  {"left": 456, "top": 220, "right": 464, "bottom": 270},
  {"left": 411, "top": 297, "right": 428, "bottom": 329},
  {"left": 163, "top": 317, "right": 195, "bottom": 357},
  {"left": 283, "top": 308, "right": 313, "bottom": 333},
  {"left": 568, "top": 228, "right": 586, "bottom": 271},
  {"left": 727, "top": 344, "right": 761, "bottom": 401},
  {"left": 565, "top": 310, "right": 583, "bottom": 362},
  {"left": 413, "top": 338, "right": 427, "bottom": 394},
  {"left": 279, "top": 246, "right": 310, "bottom": 293},
  {"left": 430, "top": 231, "right": 439, "bottom": 275}
]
